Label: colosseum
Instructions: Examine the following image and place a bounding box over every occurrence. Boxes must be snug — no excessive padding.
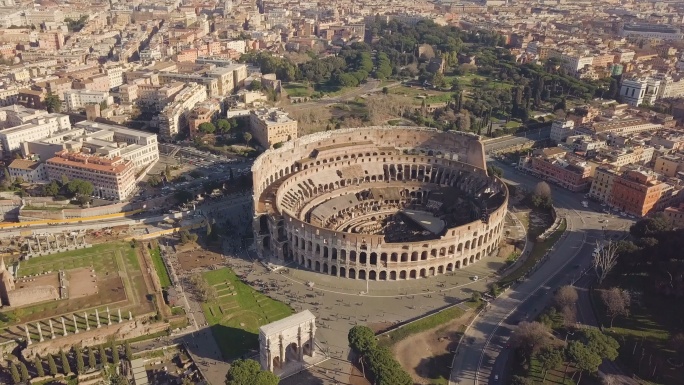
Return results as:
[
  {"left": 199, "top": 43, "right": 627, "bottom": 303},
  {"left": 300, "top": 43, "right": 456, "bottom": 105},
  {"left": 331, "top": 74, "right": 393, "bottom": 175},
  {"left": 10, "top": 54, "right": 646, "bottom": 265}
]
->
[{"left": 251, "top": 126, "right": 508, "bottom": 281}]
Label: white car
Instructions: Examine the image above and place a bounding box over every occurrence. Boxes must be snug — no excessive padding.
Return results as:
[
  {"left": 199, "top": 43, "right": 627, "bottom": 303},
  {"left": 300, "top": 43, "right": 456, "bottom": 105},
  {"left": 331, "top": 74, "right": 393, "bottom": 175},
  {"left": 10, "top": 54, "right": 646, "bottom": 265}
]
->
[{"left": 472, "top": 275, "right": 479, "bottom": 281}]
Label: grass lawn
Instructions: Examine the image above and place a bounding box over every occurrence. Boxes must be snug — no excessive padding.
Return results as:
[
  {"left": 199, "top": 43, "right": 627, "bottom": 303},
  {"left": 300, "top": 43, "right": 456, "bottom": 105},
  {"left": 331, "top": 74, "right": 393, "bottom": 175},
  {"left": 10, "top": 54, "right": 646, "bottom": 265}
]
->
[
  {"left": 202, "top": 268, "right": 293, "bottom": 360},
  {"left": 282, "top": 83, "right": 311, "bottom": 97},
  {"left": 505, "top": 120, "right": 522, "bottom": 129},
  {"left": 500, "top": 218, "right": 567, "bottom": 286},
  {"left": 313, "top": 83, "right": 347, "bottom": 96},
  {"left": 18, "top": 242, "right": 132, "bottom": 277},
  {"left": 378, "top": 304, "right": 473, "bottom": 348},
  {"left": 591, "top": 276, "right": 683, "bottom": 385},
  {"left": 149, "top": 247, "right": 171, "bottom": 288}
]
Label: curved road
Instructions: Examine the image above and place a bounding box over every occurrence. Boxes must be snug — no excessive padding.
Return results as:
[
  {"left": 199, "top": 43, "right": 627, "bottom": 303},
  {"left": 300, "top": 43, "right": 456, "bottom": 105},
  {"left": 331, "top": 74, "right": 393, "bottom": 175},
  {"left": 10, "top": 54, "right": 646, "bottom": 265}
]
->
[{"left": 449, "top": 161, "right": 636, "bottom": 384}]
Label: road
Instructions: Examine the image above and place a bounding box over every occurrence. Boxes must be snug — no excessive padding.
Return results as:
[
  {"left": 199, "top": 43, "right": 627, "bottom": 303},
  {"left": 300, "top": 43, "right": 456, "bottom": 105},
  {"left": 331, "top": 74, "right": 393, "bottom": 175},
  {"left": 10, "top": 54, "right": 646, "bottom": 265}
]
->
[{"left": 449, "top": 160, "right": 636, "bottom": 385}]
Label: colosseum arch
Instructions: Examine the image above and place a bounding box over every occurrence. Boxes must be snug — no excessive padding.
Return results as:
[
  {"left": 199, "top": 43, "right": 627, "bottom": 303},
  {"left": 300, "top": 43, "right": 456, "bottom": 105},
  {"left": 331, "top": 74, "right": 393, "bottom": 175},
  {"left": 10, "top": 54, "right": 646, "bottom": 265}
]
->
[{"left": 252, "top": 126, "right": 508, "bottom": 283}]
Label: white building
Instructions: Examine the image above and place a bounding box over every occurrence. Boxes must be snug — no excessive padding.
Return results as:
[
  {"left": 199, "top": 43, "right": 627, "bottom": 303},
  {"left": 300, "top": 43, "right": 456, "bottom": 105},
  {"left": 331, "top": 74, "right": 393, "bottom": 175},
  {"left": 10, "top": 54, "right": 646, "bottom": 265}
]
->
[
  {"left": 158, "top": 83, "right": 207, "bottom": 139},
  {"left": 105, "top": 65, "right": 125, "bottom": 89},
  {"left": 550, "top": 120, "right": 575, "bottom": 144},
  {"left": 0, "top": 113, "right": 71, "bottom": 156},
  {"left": 560, "top": 52, "right": 594, "bottom": 74},
  {"left": 620, "top": 23, "right": 683, "bottom": 41},
  {"left": 655, "top": 74, "right": 684, "bottom": 99},
  {"left": 74, "top": 121, "right": 159, "bottom": 171},
  {"left": 64, "top": 90, "right": 113, "bottom": 111},
  {"left": 7, "top": 159, "right": 47, "bottom": 183},
  {"left": 620, "top": 77, "right": 661, "bottom": 107}
]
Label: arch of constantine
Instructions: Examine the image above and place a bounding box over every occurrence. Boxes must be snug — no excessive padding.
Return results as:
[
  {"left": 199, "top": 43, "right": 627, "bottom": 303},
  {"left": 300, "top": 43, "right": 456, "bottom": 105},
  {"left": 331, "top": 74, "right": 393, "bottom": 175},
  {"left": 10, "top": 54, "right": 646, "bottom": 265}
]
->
[{"left": 252, "top": 127, "right": 508, "bottom": 281}]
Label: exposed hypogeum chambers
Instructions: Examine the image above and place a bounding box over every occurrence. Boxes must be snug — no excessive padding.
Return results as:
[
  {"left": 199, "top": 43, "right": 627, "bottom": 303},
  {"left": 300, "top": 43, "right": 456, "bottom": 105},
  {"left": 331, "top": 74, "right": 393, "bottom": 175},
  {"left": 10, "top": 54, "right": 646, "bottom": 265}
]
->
[{"left": 252, "top": 127, "right": 508, "bottom": 281}]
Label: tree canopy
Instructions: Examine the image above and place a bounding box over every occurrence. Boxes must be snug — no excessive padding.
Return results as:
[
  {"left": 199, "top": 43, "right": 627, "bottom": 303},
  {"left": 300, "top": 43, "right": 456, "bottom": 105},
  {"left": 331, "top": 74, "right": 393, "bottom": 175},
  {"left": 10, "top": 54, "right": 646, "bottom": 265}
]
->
[{"left": 225, "top": 359, "right": 279, "bottom": 385}]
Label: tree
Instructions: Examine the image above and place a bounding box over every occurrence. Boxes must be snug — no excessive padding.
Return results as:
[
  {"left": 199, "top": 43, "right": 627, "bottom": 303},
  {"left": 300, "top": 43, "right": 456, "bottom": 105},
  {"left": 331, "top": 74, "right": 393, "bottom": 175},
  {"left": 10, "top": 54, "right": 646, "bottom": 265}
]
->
[
  {"left": 603, "top": 374, "right": 621, "bottom": 385},
  {"left": 198, "top": 122, "right": 216, "bottom": 134},
  {"left": 510, "top": 321, "right": 551, "bottom": 363},
  {"left": 88, "top": 347, "right": 97, "bottom": 369},
  {"left": 567, "top": 341, "right": 602, "bottom": 385},
  {"left": 9, "top": 362, "right": 20, "bottom": 384},
  {"left": 99, "top": 344, "right": 108, "bottom": 365},
  {"left": 148, "top": 174, "right": 162, "bottom": 187},
  {"left": 593, "top": 240, "right": 619, "bottom": 285},
  {"left": 242, "top": 132, "right": 252, "bottom": 143},
  {"left": 34, "top": 355, "right": 45, "bottom": 377},
  {"left": 124, "top": 341, "right": 133, "bottom": 361},
  {"left": 248, "top": 79, "right": 262, "bottom": 91},
  {"left": 629, "top": 215, "right": 672, "bottom": 239},
  {"left": 174, "top": 190, "right": 194, "bottom": 204},
  {"left": 43, "top": 180, "right": 60, "bottom": 196},
  {"left": 554, "top": 285, "right": 578, "bottom": 325},
  {"left": 44, "top": 91, "right": 62, "bottom": 113},
  {"left": 75, "top": 345, "right": 85, "bottom": 374},
  {"left": 217, "top": 119, "right": 231, "bottom": 133},
  {"left": 537, "top": 346, "right": 564, "bottom": 381},
  {"left": 487, "top": 165, "right": 503, "bottom": 178},
  {"left": 348, "top": 325, "right": 377, "bottom": 355},
  {"left": 48, "top": 354, "right": 58, "bottom": 376},
  {"left": 19, "top": 361, "right": 29, "bottom": 382},
  {"left": 60, "top": 349, "right": 71, "bottom": 374},
  {"left": 382, "top": 86, "right": 389, "bottom": 95},
  {"left": 225, "top": 359, "right": 279, "bottom": 385},
  {"left": 111, "top": 341, "right": 120, "bottom": 366},
  {"left": 164, "top": 164, "right": 172, "bottom": 179},
  {"left": 531, "top": 181, "right": 553, "bottom": 208},
  {"left": 581, "top": 328, "right": 619, "bottom": 361},
  {"left": 66, "top": 179, "right": 94, "bottom": 197},
  {"left": 599, "top": 287, "right": 630, "bottom": 327}
]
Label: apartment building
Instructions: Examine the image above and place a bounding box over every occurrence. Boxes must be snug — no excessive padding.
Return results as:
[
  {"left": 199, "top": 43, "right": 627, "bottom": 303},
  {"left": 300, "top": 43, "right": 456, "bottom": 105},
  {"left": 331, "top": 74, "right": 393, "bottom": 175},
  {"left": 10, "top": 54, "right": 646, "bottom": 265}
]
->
[
  {"left": 521, "top": 148, "right": 593, "bottom": 192},
  {"left": 64, "top": 90, "right": 113, "bottom": 111},
  {"left": 653, "top": 154, "right": 684, "bottom": 177},
  {"left": 7, "top": 159, "right": 47, "bottom": 183},
  {"left": 249, "top": 107, "right": 298, "bottom": 149},
  {"left": 550, "top": 119, "right": 575, "bottom": 144},
  {"left": 45, "top": 151, "right": 136, "bottom": 200},
  {"left": 609, "top": 169, "right": 670, "bottom": 217},
  {"left": 158, "top": 83, "right": 207, "bottom": 139},
  {"left": 664, "top": 203, "right": 684, "bottom": 228},
  {"left": 591, "top": 118, "right": 662, "bottom": 136},
  {"left": 589, "top": 166, "right": 619, "bottom": 203},
  {"left": 596, "top": 146, "right": 655, "bottom": 168}
]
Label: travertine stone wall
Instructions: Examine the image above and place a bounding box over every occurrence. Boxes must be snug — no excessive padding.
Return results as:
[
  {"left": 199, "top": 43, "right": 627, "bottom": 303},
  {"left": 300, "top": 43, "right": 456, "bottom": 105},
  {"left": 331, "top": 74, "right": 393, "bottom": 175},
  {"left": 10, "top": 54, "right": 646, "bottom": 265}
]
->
[{"left": 252, "top": 127, "right": 507, "bottom": 281}]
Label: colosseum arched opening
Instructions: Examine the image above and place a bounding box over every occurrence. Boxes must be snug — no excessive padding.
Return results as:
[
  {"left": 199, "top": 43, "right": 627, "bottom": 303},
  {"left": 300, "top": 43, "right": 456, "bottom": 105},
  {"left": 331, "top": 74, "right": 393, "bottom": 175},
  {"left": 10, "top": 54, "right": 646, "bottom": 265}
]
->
[{"left": 251, "top": 127, "right": 508, "bottom": 282}]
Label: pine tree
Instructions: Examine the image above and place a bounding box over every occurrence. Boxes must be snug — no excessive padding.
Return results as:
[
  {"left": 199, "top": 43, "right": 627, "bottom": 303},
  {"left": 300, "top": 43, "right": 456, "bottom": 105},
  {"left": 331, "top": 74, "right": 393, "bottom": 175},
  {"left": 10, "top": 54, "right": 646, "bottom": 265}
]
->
[
  {"left": 75, "top": 346, "right": 85, "bottom": 374},
  {"left": 48, "top": 354, "right": 58, "bottom": 376},
  {"left": 125, "top": 341, "right": 133, "bottom": 361},
  {"left": 88, "top": 347, "right": 97, "bottom": 369},
  {"left": 99, "top": 344, "right": 108, "bottom": 365},
  {"left": 110, "top": 341, "right": 120, "bottom": 366},
  {"left": 34, "top": 355, "right": 45, "bottom": 377},
  {"left": 60, "top": 350, "right": 71, "bottom": 374},
  {"left": 19, "top": 361, "right": 29, "bottom": 383},
  {"left": 9, "top": 362, "right": 20, "bottom": 384}
]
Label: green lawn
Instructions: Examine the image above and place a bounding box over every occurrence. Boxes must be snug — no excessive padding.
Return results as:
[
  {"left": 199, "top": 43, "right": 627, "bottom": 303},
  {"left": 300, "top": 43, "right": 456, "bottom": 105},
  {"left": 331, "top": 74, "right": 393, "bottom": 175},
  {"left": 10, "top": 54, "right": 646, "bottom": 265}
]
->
[
  {"left": 505, "top": 120, "right": 522, "bottom": 129},
  {"left": 18, "top": 242, "right": 132, "bottom": 277},
  {"left": 202, "top": 268, "right": 293, "bottom": 359},
  {"left": 282, "top": 83, "right": 311, "bottom": 97},
  {"left": 378, "top": 305, "right": 466, "bottom": 348},
  {"left": 149, "top": 247, "right": 171, "bottom": 288},
  {"left": 500, "top": 218, "right": 567, "bottom": 286}
]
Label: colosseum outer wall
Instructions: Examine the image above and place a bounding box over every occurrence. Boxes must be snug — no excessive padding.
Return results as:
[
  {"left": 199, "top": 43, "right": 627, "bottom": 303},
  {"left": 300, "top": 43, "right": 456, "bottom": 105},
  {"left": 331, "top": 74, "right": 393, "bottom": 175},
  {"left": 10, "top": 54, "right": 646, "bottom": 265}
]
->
[{"left": 252, "top": 127, "right": 506, "bottom": 281}]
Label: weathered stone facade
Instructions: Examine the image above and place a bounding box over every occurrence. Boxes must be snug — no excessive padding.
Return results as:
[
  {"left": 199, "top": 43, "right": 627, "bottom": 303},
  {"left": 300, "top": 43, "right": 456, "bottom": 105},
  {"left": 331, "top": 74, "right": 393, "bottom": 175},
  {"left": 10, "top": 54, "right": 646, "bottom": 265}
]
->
[{"left": 252, "top": 127, "right": 508, "bottom": 281}]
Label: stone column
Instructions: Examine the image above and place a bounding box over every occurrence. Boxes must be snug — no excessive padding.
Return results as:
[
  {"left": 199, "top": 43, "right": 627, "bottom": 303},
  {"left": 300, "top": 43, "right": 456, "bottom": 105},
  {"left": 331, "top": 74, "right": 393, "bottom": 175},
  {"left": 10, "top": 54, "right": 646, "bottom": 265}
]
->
[
  {"left": 297, "top": 327, "right": 303, "bottom": 361},
  {"left": 118, "top": 308, "right": 122, "bottom": 323},
  {"left": 36, "top": 238, "right": 42, "bottom": 253},
  {"left": 37, "top": 322, "right": 44, "bottom": 342},
  {"left": 278, "top": 335, "right": 284, "bottom": 368},
  {"left": 25, "top": 325, "right": 31, "bottom": 345},
  {"left": 107, "top": 307, "right": 111, "bottom": 326},
  {"left": 95, "top": 309, "right": 101, "bottom": 328},
  {"left": 85, "top": 312, "right": 90, "bottom": 331},
  {"left": 266, "top": 340, "right": 272, "bottom": 372},
  {"left": 309, "top": 323, "right": 315, "bottom": 357},
  {"left": 49, "top": 319, "right": 55, "bottom": 339},
  {"left": 129, "top": 311, "right": 133, "bottom": 321},
  {"left": 61, "top": 317, "right": 67, "bottom": 336},
  {"left": 73, "top": 314, "right": 79, "bottom": 334}
]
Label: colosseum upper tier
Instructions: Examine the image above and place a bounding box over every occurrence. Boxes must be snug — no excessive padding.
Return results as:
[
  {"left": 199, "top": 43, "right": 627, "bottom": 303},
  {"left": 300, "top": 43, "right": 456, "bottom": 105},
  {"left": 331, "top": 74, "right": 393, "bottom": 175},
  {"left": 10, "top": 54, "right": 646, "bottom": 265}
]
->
[{"left": 252, "top": 126, "right": 508, "bottom": 281}]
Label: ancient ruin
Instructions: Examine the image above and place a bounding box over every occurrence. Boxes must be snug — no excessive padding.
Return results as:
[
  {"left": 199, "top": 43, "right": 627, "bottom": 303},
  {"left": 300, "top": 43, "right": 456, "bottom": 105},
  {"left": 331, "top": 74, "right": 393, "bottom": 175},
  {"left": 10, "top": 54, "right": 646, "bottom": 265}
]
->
[
  {"left": 0, "top": 258, "right": 59, "bottom": 307},
  {"left": 252, "top": 127, "right": 509, "bottom": 281},
  {"left": 259, "top": 310, "right": 319, "bottom": 376}
]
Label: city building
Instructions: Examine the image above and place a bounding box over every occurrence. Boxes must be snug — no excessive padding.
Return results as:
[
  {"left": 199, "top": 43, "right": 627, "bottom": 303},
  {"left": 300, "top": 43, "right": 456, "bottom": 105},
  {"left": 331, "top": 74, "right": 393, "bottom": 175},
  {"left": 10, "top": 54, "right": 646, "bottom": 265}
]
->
[
  {"left": 249, "top": 108, "right": 298, "bottom": 149},
  {"left": 158, "top": 83, "right": 207, "bottom": 139},
  {"left": 550, "top": 119, "right": 575, "bottom": 144},
  {"left": 0, "top": 113, "right": 71, "bottom": 157},
  {"left": 609, "top": 169, "right": 670, "bottom": 217},
  {"left": 45, "top": 151, "right": 136, "bottom": 200},
  {"left": 620, "top": 77, "right": 661, "bottom": 107},
  {"left": 589, "top": 166, "right": 619, "bottom": 203},
  {"left": 7, "top": 159, "right": 47, "bottom": 183},
  {"left": 64, "top": 90, "right": 113, "bottom": 111},
  {"left": 664, "top": 203, "right": 684, "bottom": 228},
  {"left": 521, "top": 148, "right": 593, "bottom": 192}
]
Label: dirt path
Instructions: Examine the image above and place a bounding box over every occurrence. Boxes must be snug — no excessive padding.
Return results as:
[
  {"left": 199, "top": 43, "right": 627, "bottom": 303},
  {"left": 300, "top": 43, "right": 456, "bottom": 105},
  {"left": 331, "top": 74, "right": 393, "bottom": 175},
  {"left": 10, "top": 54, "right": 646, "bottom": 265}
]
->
[{"left": 392, "top": 310, "right": 473, "bottom": 384}]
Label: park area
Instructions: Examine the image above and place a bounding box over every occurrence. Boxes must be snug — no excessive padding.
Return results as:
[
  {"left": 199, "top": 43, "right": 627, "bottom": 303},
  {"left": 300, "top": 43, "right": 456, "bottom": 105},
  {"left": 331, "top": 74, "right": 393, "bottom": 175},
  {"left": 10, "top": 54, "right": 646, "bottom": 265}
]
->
[
  {"left": 201, "top": 268, "right": 293, "bottom": 360},
  {"left": 0, "top": 242, "right": 156, "bottom": 341}
]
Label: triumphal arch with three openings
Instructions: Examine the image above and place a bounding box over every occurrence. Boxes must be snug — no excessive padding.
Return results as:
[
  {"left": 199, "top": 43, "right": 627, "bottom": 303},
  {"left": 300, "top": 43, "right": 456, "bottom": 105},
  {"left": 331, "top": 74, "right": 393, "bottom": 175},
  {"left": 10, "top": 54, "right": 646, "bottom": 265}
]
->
[{"left": 259, "top": 310, "right": 319, "bottom": 377}]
